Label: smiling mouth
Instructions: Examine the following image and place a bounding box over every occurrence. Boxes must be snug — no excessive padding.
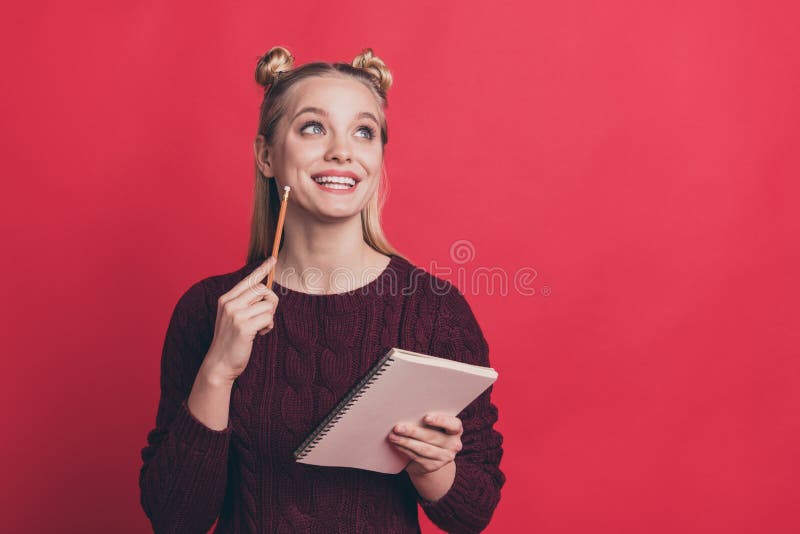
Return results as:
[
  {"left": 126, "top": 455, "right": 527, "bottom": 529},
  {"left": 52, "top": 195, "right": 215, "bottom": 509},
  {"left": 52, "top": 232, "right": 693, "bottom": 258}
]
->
[{"left": 311, "top": 175, "right": 358, "bottom": 190}]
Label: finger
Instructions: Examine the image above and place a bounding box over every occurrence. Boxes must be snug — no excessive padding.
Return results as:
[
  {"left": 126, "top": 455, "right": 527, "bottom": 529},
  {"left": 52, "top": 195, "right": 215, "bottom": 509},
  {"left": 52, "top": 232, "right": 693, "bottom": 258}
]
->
[
  {"left": 241, "top": 286, "right": 278, "bottom": 308},
  {"left": 249, "top": 311, "right": 274, "bottom": 334},
  {"left": 233, "top": 278, "right": 279, "bottom": 308},
  {"left": 232, "top": 283, "right": 270, "bottom": 306},
  {"left": 242, "top": 299, "right": 275, "bottom": 320},
  {"left": 393, "top": 423, "right": 449, "bottom": 448},
  {"left": 391, "top": 443, "right": 447, "bottom": 474},
  {"left": 391, "top": 442, "right": 423, "bottom": 462},
  {"left": 424, "top": 414, "right": 463, "bottom": 436},
  {"left": 388, "top": 433, "right": 453, "bottom": 462},
  {"left": 257, "top": 325, "right": 273, "bottom": 336},
  {"left": 261, "top": 288, "right": 280, "bottom": 307},
  {"left": 223, "top": 257, "right": 277, "bottom": 304},
  {"left": 256, "top": 324, "right": 274, "bottom": 336}
]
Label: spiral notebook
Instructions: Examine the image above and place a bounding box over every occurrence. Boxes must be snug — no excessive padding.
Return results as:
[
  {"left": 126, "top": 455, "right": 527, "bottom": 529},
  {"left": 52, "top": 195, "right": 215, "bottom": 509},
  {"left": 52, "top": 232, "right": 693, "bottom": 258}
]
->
[{"left": 293, "top": 347, "right": 498, "bottom": 474}]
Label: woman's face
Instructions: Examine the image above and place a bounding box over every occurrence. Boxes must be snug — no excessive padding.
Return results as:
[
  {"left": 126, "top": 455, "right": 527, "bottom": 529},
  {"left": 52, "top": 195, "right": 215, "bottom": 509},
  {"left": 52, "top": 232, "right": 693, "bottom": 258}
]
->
[{"left": 259, "top": 75, "right": 384, "bottom": 222}]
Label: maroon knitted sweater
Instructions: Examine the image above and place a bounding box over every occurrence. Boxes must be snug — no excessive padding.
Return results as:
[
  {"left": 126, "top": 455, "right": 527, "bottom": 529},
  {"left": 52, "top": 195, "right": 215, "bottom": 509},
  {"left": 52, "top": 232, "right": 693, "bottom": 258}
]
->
[{"left": 139, "top": 254, "right": 505, "bottom": 533}]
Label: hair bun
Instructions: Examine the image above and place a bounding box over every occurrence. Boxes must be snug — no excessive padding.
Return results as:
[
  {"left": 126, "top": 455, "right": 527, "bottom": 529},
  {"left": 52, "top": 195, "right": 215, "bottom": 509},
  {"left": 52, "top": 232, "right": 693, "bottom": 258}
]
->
[
  {"left": 255, "top": 46, "right": 295, "bottom": 88},
  {"left": 352, "top": 48, "right": 392, "bottom": 93}
]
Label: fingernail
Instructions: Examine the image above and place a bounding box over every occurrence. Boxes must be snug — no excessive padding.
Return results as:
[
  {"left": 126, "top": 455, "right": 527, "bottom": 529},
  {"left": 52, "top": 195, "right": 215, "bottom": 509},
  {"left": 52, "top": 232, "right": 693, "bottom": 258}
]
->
[{"left": 395, "top": 424, "right": 406, "bottom": 433}]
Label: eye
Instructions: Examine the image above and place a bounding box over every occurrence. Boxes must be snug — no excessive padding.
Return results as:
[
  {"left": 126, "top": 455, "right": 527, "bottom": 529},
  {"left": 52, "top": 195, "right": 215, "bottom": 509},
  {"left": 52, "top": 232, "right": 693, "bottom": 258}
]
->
[
  {"left": 300, "top": 120, "right": 324, "bottom": 135},
  {"left": 357, "top": 125, "right": 377, "bottom": 140},
  {"left": 299, "top": 120, "right": 377, "bottom": 140}
]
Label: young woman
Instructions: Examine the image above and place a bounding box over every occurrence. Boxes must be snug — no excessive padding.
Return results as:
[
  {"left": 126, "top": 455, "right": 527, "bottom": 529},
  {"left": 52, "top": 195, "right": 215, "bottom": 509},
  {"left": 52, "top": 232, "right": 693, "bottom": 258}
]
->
[{"left": 139, "top": 46, "right": 505, "bottom": 533}]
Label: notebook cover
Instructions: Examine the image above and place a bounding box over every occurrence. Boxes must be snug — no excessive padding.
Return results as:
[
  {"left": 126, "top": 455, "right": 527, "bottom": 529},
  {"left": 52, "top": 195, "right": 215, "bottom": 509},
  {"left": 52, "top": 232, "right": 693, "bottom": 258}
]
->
[{"left": 293, "top": 347, "right": 497, "bottom": 474}]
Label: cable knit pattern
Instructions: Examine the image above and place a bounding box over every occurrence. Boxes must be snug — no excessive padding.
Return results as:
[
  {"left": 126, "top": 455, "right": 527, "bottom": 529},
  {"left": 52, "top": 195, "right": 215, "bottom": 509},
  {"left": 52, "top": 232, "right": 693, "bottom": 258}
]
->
[{"left": 139, "top": 254, "right": 505, "bottom": 533}]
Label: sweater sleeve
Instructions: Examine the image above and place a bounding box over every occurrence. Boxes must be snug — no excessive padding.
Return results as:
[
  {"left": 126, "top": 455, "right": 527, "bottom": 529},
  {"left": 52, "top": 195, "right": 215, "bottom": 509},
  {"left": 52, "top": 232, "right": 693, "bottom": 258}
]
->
[
  {"left": 139, "top": 280, "right": 232, "bottom": 533},
  {"left": 414, "top": 285, "right": 506, "bottom": 533}
]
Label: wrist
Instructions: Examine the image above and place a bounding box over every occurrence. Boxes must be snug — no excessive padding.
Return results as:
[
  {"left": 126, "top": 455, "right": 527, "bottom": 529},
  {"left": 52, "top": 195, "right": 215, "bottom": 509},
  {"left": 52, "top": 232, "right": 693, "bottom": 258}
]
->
[
  {"left": 408, "top": 461, "right": 456, "bottom": 503},
  {"left": 187, "top": 358, "right": 235, "bottom": 432},
  {"left": 408, "top": 462, "right": 448, "bottom": 482},
  {"left": 198, "top": 358, "right": 237, "bottom": 388}
]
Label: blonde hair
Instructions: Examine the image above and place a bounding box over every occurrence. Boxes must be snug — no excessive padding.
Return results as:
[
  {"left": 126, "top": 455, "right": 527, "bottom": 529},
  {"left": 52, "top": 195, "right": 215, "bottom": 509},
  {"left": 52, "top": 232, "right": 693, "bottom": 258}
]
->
[{"left": 247, "top": 46, "right": 406, "bottom": 265}]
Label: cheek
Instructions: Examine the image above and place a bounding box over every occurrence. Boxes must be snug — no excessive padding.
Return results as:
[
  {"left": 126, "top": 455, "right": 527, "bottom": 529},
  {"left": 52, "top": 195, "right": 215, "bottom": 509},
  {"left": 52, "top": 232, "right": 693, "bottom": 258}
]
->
[
  {"left": 363, "top": 148, "right": 384, "bottom": 176},
  {"left": 283, "top": 137, "right": 324, "bottom": 166}
]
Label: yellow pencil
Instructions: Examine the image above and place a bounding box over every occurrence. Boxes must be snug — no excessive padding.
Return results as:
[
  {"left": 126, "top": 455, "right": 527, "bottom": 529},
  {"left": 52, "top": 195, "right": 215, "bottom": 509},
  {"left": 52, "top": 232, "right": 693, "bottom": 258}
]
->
[{"left": 266, "top": 185, "right": 290, "bottom": 289}]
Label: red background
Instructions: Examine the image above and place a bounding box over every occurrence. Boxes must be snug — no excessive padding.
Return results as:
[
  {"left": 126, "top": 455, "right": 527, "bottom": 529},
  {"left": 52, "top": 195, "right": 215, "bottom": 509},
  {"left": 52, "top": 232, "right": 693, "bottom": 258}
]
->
[{"left": 1, "top": 1, "right": 798, "bottom": 532}]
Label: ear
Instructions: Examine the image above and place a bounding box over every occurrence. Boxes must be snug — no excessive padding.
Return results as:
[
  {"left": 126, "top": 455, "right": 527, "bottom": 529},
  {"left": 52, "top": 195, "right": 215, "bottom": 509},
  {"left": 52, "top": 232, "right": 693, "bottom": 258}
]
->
[{"left": 254, "top": 134, "right": 274, "bottom": 177}]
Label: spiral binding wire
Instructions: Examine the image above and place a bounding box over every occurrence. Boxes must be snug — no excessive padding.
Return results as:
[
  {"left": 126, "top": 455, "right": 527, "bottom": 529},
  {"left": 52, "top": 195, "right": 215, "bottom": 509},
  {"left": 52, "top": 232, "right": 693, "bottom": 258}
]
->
[{"left": 294, "top": 354, "right": 397, "bottom": 460}]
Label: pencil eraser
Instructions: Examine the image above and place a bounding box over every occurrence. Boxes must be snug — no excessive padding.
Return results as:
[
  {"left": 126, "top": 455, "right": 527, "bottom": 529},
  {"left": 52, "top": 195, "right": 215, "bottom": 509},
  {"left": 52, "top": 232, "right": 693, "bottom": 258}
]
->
[{"left": 284, "top": 185, "right": 291, "bottom": 191}]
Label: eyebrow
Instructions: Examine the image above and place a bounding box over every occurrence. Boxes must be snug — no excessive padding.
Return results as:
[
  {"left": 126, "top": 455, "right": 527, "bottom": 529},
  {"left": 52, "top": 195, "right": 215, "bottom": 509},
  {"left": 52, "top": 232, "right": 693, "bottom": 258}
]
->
[{"left": 291, "top": 106, "right": 379, "bottom": 126}]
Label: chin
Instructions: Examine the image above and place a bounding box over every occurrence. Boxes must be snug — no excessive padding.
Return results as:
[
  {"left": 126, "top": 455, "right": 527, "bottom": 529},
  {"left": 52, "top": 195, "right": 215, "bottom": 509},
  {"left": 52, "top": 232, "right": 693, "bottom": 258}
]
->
[{"left": 322, "top": 205, "right": 364, "bottom": 217}]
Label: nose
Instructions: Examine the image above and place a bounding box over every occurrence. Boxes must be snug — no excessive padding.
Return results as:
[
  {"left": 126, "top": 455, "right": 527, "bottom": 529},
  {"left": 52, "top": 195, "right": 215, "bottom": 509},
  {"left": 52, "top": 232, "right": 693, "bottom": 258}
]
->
[{"left": 325, "top": 133, "right": 352, "bottom": 163}]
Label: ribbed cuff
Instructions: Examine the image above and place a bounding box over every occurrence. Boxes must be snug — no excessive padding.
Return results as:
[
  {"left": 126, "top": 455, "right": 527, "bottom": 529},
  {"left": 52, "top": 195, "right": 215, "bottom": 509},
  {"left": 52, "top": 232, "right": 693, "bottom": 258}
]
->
[
  {"left": 417, "top": 464, "right": 470, "bottom": 519},
  {"left": 171, "top": 399, "right": 232, "bottom": 457},
  {"left": 417, "top": 460, "right": 493, "bottom": 533}
]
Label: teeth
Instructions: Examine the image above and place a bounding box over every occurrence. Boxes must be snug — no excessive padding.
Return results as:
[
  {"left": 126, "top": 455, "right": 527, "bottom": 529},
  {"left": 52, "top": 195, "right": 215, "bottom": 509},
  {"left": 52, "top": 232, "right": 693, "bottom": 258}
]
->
[
  {"left": 320, "top": 183, "right": 351, "bottom": 190},
  {"left": 313, "top": 175, "right": 356, "bottom": 186}
]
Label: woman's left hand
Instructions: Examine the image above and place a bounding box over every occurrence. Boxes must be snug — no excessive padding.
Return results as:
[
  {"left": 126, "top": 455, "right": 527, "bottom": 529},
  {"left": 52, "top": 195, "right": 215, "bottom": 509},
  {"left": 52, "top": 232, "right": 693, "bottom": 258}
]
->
[{"left": 387, "top": 414, "right": 463, "bottom": 476}]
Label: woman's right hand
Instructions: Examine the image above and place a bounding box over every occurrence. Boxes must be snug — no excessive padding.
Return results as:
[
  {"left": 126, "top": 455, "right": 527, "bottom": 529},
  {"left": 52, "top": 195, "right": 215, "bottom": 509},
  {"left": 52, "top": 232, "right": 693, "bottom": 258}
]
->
[{"left": 204, "top": 256, "right": 279, "bottom": 382}]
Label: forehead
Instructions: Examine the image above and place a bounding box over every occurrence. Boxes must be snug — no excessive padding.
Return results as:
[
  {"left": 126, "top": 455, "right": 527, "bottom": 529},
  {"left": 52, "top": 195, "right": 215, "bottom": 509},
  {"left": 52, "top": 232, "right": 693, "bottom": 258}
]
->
[{"left": 286, "top": 75, "right": 381, "bottom": 120}]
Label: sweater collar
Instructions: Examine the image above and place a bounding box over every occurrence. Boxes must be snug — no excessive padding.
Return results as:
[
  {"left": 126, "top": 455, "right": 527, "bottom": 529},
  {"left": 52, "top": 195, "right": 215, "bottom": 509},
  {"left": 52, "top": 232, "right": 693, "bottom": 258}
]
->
[{"left": 245, "top": 254, "right": 408, "bottom": 314}]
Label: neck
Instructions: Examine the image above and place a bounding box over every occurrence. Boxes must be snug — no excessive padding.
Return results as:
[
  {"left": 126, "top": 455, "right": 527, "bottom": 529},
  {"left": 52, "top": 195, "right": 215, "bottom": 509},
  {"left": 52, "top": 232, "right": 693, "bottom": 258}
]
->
[{"left": 273, "top": 212, "right": 389, "bottom": 294}]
